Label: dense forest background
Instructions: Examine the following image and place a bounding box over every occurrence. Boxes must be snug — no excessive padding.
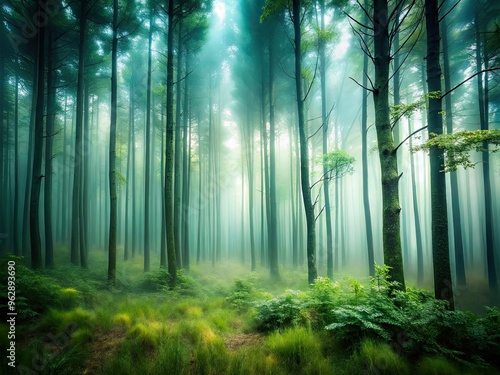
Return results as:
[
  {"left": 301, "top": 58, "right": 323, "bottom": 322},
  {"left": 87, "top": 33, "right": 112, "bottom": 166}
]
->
[{"left": 1, "top": 0, "right": 500, "bottom": 310}]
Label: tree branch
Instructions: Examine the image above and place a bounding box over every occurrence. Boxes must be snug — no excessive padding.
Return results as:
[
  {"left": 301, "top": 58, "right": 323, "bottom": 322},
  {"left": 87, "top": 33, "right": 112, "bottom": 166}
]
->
[
  {"left": 395, "top": 125, "right": 428, "bottom": 153},
  {"left": 440, "top": 67, "right": 500, "bottom": 98}
]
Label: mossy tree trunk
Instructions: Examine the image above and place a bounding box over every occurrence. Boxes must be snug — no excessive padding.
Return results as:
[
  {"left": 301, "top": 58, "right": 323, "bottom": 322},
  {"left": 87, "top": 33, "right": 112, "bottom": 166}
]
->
[{"left": 372, "top": 0, "right": 405, "bottom": 289}]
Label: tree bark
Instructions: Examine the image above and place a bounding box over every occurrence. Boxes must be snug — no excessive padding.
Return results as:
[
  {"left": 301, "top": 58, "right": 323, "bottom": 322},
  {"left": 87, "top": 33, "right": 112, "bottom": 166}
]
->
[
  {"left": 30, "top": 3, "right": 46, "bottom": 269},
  {"left": 174, "top": 20, "right": 183, "bottom": 268},
  {"left": 44, "top": 29, "right": 56, "bottom": 268},
  {"left": 426, "top": 0, "right": 454, "bottom": 308},
  {"left": 361, "top": 0, "right": 374, "bottom": 277},
  {"left": 165, "top": 0, "right": 177, "bottom": 285},
  {"left": 373, "top": 0, "right": 405, "bottom": 288},
  {"left": 144, "top": 4, "right": 153, "bottom": 272},
  {"left": 293, "top": 0, "right": 317, "bottom": 284},
  {"left": 476, "top": 16, "right": 497, "bottom": 290},
  {"left": 268, "top": 27, "right": 280, "bottom": 280},
  {"left": 319, "top": 0, "right": 334, "bottom": 279},
  {"left": 108, "top": 0, "right": 118, "bottom": 285},
  {"left": 442, "top": 16, "right": 465, "bottom": 286},
  {"left": 71, "top": 0, "right": 87, "bottom": 267}
]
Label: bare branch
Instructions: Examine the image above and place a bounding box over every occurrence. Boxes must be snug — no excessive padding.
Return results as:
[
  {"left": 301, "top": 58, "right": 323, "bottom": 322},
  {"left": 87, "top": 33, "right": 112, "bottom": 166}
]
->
[
  {"left": 438, "top": 0, "right": 461, "bottom": 23},
  {"left": 440, "top": 67, "right": 500, "bottom": 98},
  {"left": 395, "top": 125, "right": 428, "bottom": 153},
  {"left": 350, "top": 77, "right": 375, "bottom": 92},
  {"left": 343, "top": 10, "right": 373, "bottom": 30}
]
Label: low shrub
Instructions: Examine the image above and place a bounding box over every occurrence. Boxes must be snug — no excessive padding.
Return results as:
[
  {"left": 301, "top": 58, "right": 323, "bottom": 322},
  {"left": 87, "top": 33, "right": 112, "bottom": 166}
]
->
[
  {"left": 226, "top": 278, "right": 255, "bottom": 310},
  {"left": 267, "top": 326, "right": 332, "bottom": 374},
  {"left": 355, "top": 338, "right": 410, "bottom": 375},
  {"left": 416, "top": 356, "right": 459, "bottom": 375},
  {"left": 254, "top": 290, "right": 307, "bottom": 332}
]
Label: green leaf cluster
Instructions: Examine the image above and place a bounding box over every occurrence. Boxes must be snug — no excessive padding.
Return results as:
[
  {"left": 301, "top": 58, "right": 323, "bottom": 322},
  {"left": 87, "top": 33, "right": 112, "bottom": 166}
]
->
[
  {"left": 322, "top": 149, "right": 355, "bottom": 179},
  {"left": 414, "top": 129, "right": 500, "bottom": 172},
  {"left": 390, "top": 91, "right": 441, "bottom": 121}
]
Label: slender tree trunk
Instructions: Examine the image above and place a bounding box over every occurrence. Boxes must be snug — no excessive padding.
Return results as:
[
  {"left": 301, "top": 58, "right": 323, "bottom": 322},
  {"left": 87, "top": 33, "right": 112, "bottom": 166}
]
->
[
  {"left": 160, "top": 109, "right": 167, "bottom": 267},
  {"left": 108, "top": 0, "right": 118, "bottom": 285},
  {"left": 442, "top": 16, "right": 465, "bottom": 286},
  {"left": 426, "top": 0, "right": 453, "bottom": 308},
  {"left": 174, "top": 21, "right": 183, "bottom": 268},
  {"left": 196, "top": 113, "right": 202, "bottom": 265},
  {"left": 22, "top": 63, "right": 37, "bottom": 257},
  {"left": 130, "top": 80, "right": 137, "bottom": 258},
  {"left": 361, "top": 0, "right": 374, "bottom": 277},
  {"left": 165, "top": 0, "right": 177, "bottom": 284},
  {"left": 181, "top": 50, "right": 190, "bottom": 271},
  {"left": 244, "top": 108, "right": 256, "bottom": 271},
  {"left": 408, "top": 115, "right": 424, "bottom": 285},
  {"left": 144, "top": 5, "right": 153, "bottom": 272},
  {"left": 477, "top": 21, "right": 497, "bottom": 290},
  {"left": 0, "top": 38, "right": 4, "bottom": 253},
  {"left": 318, "top": 0, "right": 334, "bottom": 279},
  {"left": 293, "top": 0, "right": 317, "bottom": 284},
  {"left": 71, "top": 0, "right": 87, "bottom": 267},
  {"left": 44, "top": 30, "right": 56, "bottom": 267},
  {"left": 372, "top": 0, "right": 405, "bottom": 288},
  {"left": 290, "top": 124, "right": 298, "bottom": 269},
  {"left": 124, "top": 103, "right": 132, "bottom": 260},
  {"left": 13, "top": 57, "right": 20, "bottom": 256},
  {"left": 268, "top": 28, "right": 280, "bottom": 280},
  {"left": 30, "top": 5, "right": 46, "bottom": 269}
]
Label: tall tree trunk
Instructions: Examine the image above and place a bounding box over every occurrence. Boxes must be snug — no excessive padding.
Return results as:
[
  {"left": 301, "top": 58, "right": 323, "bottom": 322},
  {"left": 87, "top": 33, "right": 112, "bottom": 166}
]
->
[
  {"left": 144, "top": 5, "right": 153, "bottom": 272},
  {"left": 290, "top": 123, "right": 298, "bottom": 269},
  {"left": 426, "top": 0, "right": 454, "bottom": 308},
  {"left": 293, "top": 0, "right": 317, "bottom": 284},
  {"left": 160, "top": 107, "right": 167, "bottom": 267},
  {"left": 108, "top": 0, "right": 118, "bottom": 285},
  {"left": 22, "top": 63, "right": 37, "bottom": 257},
  {"left": 319, "top": 0, "right": 334, "bottom": 279},
  {"left": 30, "top": 4, "right": 46, "bottom": 269},
  {"left": 361, "top": 0, "right": 374, "bottom": 277},
  {"left": 181, "top": 50, "right": 190, "bottom": 271},
  {"left": 174, "top": 21, "right": 183, "bottom": 268},
  {"left": 82, "top": 82, "right": 90, "bottom": 257},
  {"left": 196, "top": 112, "right": 202, "bottom": 265},
  {"left": 244, "top": 108, "right": 256, "bottom": 271},
  {"left": 44, "top": 30, "right": 56, "bottom": 267},
  {"left": 476, "top": 17, "right": 497, "bottom": 290},
  {"left": 408, "top": 115, "right": 424, "bottom": 285},
  {"left": 165, "top": 0, "right": 177, "bottom": 284},
  {"left": 124, "top": 100, "right": 132, "bottom": 260},
  {"left": 442, "top": 16, "right": 465, "bottom": 286},
  {"left": 13, "top": 56, "right": 20, "bottom": 256},
  {"left": 261, "top": 59, "right": 270, "bottom": 267},
  {"left": 71, "top": 0, "right": 87, "bottom": 267},
  {"left": 130, "top": 79, "right": 137, "bottom": 258},
  {"left": 372, "top": 0, "right": 405, "bottom": 288},
  {"left": 268, "top": 28, "right": 280, "bottom": 280},
  {"left": 0, "top": 37, "right": 5, "bottom": 253}
]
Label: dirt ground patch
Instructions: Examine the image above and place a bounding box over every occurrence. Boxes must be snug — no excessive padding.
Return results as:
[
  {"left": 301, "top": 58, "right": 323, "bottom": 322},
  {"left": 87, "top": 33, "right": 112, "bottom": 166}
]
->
[
  {"left": 83, "top": 327, "right": 126, "bottom": 374},
  {"left": 224, "top": 333, "right": 262, "bottom": 351}
]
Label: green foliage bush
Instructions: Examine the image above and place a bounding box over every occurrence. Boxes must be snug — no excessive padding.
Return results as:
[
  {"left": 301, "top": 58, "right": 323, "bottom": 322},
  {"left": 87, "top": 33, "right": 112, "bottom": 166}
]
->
[
  {"left": 254, "top": 290, "right": 307, "bottom": 332},
  {"left": 226, "top": 278, "right": 255, "bottom": 310},
  {"left": 0, "top": 256, "right": 60, "bottom": 320},
  {"left": 304, "top": 277, "right": 340, "bottom": 329}
]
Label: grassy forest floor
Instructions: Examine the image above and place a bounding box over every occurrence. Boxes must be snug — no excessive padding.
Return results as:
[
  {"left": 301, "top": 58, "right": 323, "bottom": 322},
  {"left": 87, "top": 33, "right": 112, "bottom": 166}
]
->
[{"left": 1, "top": 249, "right": 500, "bottom": 375}]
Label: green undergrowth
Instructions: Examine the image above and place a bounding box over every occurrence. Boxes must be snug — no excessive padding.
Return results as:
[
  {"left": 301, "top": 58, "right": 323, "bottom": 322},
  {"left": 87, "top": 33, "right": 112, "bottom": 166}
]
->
[{"left": 1, "top": 253, "right": 499, "bottom": 374}]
